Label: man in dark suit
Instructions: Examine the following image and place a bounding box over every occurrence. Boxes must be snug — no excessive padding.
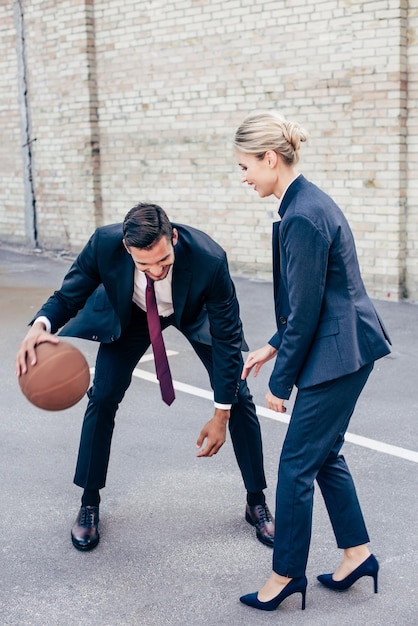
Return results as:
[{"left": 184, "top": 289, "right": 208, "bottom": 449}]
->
[{"left": 16, "top": 202, "right": 274, "bottom": 551}]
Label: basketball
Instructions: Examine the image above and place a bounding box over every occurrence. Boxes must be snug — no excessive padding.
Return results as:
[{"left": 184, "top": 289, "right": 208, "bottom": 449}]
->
[{"left": 18, "top": 341, "right": 91, "bottom": 411}]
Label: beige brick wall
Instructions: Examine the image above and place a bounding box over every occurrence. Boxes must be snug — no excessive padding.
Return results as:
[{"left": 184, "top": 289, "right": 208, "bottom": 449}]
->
[
  {"left": 407, "top": 3, "right": 418, "bottom": 299},
  {"left": 347, "top": 0, "right": 408, "bottom": 300},
  {"left": 1, "top": 0, "right": 418, "bottom": 301},
  {"left": 0, "top": 3, "right": 26, "bottom": 243},
  {"left": 15, "top": 0, "right": 100, "bottom": 249}
]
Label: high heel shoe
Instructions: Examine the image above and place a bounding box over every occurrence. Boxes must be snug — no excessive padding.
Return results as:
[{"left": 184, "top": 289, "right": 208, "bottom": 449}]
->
[
  {"left": 240, "top": 575, "right": 307, "bottom": 611},
  {"left": 317, "top": 554, "right": 379, "bottom": 593}
]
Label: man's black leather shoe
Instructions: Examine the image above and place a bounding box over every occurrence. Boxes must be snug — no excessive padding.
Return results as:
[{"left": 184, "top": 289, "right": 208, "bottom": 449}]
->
[
  {"left": 245, "top": 503, "right": 275, "bottom": 547},
  {"left": 71, "top": 505, "right": 100, "bottom": 551}
]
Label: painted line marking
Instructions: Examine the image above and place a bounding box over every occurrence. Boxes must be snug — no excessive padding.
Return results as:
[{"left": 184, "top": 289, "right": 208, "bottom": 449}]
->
[
  {"left": 133, "top": 368, "right": 418, "bottom": 464},
  {"left": 90, "top": 360, "right": 418, "bottom": 464},
  {"left": 257, "top": 406, "right": 418, "bottom": 464}
]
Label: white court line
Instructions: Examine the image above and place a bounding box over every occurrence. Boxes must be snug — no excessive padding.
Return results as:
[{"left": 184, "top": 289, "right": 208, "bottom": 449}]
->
[
  {"left": 140, "top": 350, "right": 179, "bottom": 363},
  {"left": 256, "top": 406, "right": 418, "bottom": 464},
  {"left": 128, "top": 366, "right": 418, "bottom": 465},
  {"left": 90, "top": 359, "right": 418, "bottom": 464}
]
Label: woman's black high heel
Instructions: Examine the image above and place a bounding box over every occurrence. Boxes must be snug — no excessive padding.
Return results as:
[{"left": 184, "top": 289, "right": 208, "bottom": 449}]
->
[
  {"left": 317, "top": 554, "right": 379, "bottom": 593},
  {"left": 240, "top": 575, "right": 307, "bottom": 611}
]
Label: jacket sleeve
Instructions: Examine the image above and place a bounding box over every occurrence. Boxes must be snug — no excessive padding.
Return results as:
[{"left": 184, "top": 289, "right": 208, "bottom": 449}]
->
[
  {"left": 204, "top": 254, "right": 244, "bottom": 405},
  {"left": 268, "top": 214, "right": 329, "bottom": 399},
  {"left": 31, "top": 231, "right": 103, "bottom": 334}
]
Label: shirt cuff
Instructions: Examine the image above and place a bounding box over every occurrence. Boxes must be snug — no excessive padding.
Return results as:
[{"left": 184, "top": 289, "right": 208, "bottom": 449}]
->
[
  {"left": 33, "top": 316, "right": 52, "bottom": 334},
  {"left": 214, "top": 402, "right": 232, "bottom": 410}
]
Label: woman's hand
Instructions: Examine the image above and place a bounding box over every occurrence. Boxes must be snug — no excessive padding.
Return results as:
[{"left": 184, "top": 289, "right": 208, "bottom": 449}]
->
[
  {"left": 241, "top": 344, "right": 277, "bottom": 380},
  {"left": 266, "top": 391, "right": 287, "bottom": 413}
]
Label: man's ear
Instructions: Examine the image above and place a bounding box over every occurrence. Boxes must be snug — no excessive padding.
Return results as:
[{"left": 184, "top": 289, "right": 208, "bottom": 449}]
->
[
  {"left": 172, "top": 228, "right": 179, "bottom": 246},
  {"left": 122, "top": 239, "right": 131, "bottom": 254}
]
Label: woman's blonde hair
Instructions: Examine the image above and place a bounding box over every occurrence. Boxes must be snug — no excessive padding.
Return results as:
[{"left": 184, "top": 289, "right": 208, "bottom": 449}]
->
[{"left": 234, "top": 110, "right": 308, "bottom": 165}]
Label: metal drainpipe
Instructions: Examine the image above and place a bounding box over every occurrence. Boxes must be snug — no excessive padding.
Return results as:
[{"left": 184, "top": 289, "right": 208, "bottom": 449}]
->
[{"left": 14, "top": 0, "right": 38, "bottom": 248}]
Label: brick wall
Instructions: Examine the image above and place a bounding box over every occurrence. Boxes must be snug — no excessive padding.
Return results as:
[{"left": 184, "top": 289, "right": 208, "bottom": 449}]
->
[
  {"left": 1, "top": 0, "right": 417, "bottom": 301},
  {"left": 407, "top": 3, "right": 418, "bottom": 299},
  {"left": 0, "top": 2, "right": 26, "bottom": 244},
  {"left": 9, "top": 0, "right": 101, "bottom": 250}
]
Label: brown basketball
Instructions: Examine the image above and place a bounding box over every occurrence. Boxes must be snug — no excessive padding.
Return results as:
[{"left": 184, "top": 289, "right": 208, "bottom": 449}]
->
[{"left": 19, "top": 341, "right": 91, "bottom": 411}]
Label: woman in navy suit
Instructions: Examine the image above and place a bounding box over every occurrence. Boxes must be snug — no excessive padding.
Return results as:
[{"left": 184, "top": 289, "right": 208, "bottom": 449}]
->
[{"left": 234, "top": 111, "right": 391, "bottom": 612}]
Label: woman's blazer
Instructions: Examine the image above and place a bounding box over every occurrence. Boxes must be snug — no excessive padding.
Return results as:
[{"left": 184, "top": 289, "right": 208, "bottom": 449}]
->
[{"left": 268, "top": 175, "right": 391, "bottom": 400}]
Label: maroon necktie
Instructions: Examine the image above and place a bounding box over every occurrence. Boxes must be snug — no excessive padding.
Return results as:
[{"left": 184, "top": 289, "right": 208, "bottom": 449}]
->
[{"left": 145, "top": 275, "right": 175, "bottom": 405}]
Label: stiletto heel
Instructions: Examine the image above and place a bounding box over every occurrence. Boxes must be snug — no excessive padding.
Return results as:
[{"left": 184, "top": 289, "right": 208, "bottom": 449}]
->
[
  {"left": 317, "top": 554, "right": 379, "bottom": 593},
  {"left": 240, "top": 575, "right": 307, "bottom": 611},
  {"left": 301, "top": 586, "right": 306, "bottom": 610}
]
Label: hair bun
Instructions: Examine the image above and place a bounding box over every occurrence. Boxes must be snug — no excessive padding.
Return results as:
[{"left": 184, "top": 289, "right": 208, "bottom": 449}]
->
[
  {"left": 283, "top": 121, "right": 308, "bottom": 151},
  {"left": 234, "top": 110, "right": 307, "bottom": 165}
]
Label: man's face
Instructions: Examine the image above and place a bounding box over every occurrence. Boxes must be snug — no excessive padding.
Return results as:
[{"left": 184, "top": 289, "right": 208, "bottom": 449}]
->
[{"left": 124, "top": 229, "right": 178, "bottom": 281}]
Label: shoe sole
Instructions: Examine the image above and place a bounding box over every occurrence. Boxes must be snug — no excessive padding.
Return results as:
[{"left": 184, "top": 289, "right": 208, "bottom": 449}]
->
[{"left": 255, "top": 531, "right": 274, "bottom": 548}]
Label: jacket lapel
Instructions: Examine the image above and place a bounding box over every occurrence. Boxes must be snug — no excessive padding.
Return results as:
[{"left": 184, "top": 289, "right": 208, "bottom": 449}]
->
[
  {"left": 279, "top": 174, "right": 306, "bottom": 219},
  {"left": 272, "top": 220, "right": 281, "bottom": 311},
  {"left": 114, "top": 252, "right": 135, "bottom": 330},
  {"left": 172, "top": 238, "right": 192, "bottom": 326}
]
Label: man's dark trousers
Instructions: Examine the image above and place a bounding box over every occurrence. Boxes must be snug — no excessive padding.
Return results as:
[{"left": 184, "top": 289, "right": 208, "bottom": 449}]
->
[{"left": 74, "top": 304, "right": 267, "bottom": 494}]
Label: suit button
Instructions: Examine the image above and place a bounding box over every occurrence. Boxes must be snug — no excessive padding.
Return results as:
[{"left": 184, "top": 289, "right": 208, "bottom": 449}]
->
[
  {"left": 279, "top": 316, "right": 287, "bottom": 324},
  {"left": 110, "top": 335, "right": 116, "bottom": 342},
  {"left": 92, "top": 335, "right": 98, "bottom": 341}
]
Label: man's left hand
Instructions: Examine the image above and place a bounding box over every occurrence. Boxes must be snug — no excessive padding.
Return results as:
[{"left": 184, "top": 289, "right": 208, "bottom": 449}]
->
[{"left": 196, "top": 409, "right": 230, "bottom": 457}]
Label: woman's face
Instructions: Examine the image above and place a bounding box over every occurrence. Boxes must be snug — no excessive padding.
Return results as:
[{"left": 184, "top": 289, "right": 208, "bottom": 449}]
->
[{"left": 236, "top": 151, "right": 277, "bottom": 198}]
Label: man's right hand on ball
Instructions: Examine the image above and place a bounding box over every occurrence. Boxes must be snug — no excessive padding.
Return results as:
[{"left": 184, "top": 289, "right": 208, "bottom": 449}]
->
[{"left": 15, "top": 322, "right": 59, "bottom": 376}]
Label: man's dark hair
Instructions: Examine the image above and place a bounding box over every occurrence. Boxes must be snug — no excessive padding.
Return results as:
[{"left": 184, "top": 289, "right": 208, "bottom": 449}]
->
[{"left": 123, "top": 202, "right": 173, "bottom": 249}]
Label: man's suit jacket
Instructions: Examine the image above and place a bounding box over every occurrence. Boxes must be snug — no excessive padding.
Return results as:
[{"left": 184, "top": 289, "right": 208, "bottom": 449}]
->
[
  {"left": 268, "top": 175, "right": 391, "bottom": 400},
  {"left": 32, "top": 223, "right": 247, "bottom": 405}
]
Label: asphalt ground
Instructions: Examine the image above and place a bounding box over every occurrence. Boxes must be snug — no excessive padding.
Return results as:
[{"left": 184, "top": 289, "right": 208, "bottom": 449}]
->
[{"left": 0, "top": 246, "right": 417, "bottom": 626}]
